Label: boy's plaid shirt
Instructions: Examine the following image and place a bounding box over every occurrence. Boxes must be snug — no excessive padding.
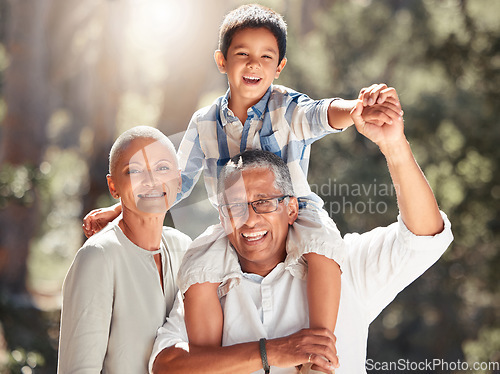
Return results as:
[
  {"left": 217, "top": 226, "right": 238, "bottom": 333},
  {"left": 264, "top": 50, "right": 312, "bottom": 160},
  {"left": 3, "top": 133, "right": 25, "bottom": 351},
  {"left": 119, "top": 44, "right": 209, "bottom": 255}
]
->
[{"left": 176, "top": 84, "right": 342, "bottom": 208}]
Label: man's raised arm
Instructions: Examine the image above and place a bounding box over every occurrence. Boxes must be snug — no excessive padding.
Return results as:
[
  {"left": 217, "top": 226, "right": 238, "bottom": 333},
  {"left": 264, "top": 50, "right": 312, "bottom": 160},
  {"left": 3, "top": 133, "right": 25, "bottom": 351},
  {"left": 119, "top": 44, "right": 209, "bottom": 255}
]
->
[{"left": 350, "top": 90, "right": 444, "bottom": 236}]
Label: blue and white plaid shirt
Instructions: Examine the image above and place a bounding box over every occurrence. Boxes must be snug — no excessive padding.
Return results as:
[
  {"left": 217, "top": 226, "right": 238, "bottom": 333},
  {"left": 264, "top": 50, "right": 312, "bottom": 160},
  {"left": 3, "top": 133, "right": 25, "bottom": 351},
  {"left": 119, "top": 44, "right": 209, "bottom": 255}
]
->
[{"left": 177, "top": 84, "right": 341, "bottom": 207}]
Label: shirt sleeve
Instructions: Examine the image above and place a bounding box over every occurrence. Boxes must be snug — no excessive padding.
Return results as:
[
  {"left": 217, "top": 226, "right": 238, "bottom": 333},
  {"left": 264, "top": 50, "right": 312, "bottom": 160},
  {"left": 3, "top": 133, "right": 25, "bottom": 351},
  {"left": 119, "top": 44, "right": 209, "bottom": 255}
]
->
[
  {"left": 342, "top": 211, "right": 453, "bottom": 323},
  {"left": 149, "top": 292, "right": 189, "bottom": 374},
  {"left": 274, "top": 87, "right": 342, "bottom": 144},
  {"left": 176, "top": 112, "right": 206, "bottom": 203},
  {"left": 58, "top": 244, "right": 113, "bottom": 373},
  {"left": 176, "top": 224, "right": 242, "bottom": 297}
]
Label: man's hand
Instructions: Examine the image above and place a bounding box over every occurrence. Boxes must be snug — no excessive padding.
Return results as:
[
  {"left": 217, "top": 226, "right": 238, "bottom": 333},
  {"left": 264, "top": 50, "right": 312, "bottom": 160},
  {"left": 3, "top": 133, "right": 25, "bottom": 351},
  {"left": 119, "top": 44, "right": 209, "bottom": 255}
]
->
[
  {"left": 357, "top": 84, "right": 403, "bottom": 128},
  {"left": 351, "top": 91, "right": 406, "bottom": 153},
  {"left": 352, "top": 87, "right": 444, "bottom": 236},
  {"left": 328, "top": 83, "right": 399, "bottom": 130},
  {"left": 82, "top": 204, "right": 121, "bottom": 238},
  {"left": 267, "top": 328, "right": 339, "bottom": 373}
]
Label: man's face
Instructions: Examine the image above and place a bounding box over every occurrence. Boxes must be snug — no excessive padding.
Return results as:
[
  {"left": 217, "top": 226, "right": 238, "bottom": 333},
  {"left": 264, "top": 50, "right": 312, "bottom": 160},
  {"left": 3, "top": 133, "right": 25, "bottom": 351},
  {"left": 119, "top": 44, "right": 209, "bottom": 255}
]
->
[
  {"left": 109, "top": 138, "right": 180, "bottom": 216},
  {"left": 215, "top": 27, "right": 287, "bottom": 109},
  {"left": 220, "top": 167, "right": 298, "bottom": 276}
]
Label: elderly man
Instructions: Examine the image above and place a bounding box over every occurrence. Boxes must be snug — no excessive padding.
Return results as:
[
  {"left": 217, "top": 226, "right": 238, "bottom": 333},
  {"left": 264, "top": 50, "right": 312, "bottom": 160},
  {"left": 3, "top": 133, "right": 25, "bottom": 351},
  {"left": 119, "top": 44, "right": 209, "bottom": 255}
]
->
[{"left": 149, "top": 96, "right": 453, "bottom": 373}]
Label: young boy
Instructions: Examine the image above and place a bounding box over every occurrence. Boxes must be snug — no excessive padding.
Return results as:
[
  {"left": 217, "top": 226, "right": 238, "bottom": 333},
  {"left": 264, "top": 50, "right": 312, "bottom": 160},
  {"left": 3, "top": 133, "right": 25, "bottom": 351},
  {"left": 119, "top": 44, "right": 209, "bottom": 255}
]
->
[{"left": 83, "top": 4, "right": 398, "bottom": 371}]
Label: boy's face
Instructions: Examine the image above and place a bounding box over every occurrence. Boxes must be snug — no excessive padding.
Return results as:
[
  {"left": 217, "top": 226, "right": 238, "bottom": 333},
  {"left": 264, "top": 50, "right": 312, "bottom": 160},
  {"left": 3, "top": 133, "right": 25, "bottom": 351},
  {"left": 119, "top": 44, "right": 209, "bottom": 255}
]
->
[{"left": 215, "top": 27, "right": 287, "bottom": 109}]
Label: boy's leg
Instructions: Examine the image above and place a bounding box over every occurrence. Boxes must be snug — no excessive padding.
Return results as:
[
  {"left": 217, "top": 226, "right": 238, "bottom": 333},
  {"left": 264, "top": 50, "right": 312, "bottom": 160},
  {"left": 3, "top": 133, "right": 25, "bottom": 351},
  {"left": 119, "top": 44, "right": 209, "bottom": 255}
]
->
[
  {"left": 177, "top": 223, "right": 241, "bottom": 297},
  {"left": 286, "top": 201, "right": 346, "bottom": 277},
  {"left": 178, "top": 223, "right": 241, "bottom": 350},
  {"left": 305, "top": 253, "right": 341, "bottom": 332},
  {"left": 184, "top": 282, "right": 224, "bottom": 349},
  {"left": 287, "top": 202, "right": 343, "bottom": 372}
]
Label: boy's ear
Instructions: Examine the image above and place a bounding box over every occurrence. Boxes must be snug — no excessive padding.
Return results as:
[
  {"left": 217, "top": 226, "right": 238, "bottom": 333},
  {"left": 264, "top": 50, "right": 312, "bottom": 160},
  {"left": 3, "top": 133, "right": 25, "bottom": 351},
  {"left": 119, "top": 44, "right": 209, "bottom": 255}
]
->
[
  {"left": 214, "top": 50, "right": 227, "bottom": 74},
  {"left": 275, "top": 57, "right": 287, "bottom": 79},
  {"left": 107, "top": 174, "right": 119, "bottom": 200}
]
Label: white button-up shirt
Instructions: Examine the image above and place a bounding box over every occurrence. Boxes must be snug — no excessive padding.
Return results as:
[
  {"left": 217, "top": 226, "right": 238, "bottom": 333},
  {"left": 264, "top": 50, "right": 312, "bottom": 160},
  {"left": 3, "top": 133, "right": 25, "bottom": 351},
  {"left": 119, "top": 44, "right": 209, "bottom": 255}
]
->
[{"left": 150, "top": 213, "right": 453, "bottom": 374}]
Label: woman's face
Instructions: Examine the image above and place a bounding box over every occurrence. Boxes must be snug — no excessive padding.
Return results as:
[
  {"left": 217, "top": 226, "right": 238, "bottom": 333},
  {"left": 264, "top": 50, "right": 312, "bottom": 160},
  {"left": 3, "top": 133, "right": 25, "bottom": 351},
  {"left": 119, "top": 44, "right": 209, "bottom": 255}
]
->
[{"left": 109, "top": 138, "right": 180, "bottom": 215}]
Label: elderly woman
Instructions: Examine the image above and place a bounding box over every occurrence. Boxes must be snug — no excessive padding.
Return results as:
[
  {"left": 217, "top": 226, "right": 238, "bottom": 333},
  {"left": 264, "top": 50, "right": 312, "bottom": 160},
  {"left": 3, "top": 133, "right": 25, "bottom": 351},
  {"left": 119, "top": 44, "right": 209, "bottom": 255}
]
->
[{"left": 58, "top": 126, "right": 191, "bottom": 373}]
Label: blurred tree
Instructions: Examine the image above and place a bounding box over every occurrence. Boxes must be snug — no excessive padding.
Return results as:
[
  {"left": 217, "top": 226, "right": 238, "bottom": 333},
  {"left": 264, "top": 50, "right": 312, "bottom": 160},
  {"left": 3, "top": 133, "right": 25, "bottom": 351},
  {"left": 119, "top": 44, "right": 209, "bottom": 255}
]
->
[{"left": 0, "top": 0, "right": 52, "bottom": 295}]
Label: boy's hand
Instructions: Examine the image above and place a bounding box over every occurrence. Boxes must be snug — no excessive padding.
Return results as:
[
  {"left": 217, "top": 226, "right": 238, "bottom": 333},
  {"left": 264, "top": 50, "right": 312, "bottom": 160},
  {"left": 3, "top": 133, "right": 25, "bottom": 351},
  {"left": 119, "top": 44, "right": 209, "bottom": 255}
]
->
[
  {"left": 359, "top": 83, "right": 399, "bottom": 107},
  {"left": 351, "top": 94, "right": 406, "bottom": 151},
  {"left": 82, "top": 204, "right": 121, "bottom": 238},
  {"left": 357, "top": 84, "right": 403, "bottom": 128}
]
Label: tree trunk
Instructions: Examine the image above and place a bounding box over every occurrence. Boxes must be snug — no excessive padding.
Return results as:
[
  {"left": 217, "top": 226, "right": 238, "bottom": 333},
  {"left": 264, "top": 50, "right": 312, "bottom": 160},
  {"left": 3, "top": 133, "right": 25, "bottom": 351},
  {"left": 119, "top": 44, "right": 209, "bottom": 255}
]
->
[
  {"left": 0, "top": 0, "right": 51, "bottom": 295},
  {"left": 80, "top": 2, "right": 125, "bottom": 220}
]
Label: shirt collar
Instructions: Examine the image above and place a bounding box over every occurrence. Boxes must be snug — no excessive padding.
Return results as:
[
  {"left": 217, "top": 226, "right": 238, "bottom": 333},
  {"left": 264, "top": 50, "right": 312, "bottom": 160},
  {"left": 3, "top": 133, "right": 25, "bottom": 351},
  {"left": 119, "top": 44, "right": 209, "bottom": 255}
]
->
[
  {"left": 220, "top": 85, "right": 272, "bottom": 126},
  {"left": 242, "top": 262, "right": 286, "bottom": 284}
]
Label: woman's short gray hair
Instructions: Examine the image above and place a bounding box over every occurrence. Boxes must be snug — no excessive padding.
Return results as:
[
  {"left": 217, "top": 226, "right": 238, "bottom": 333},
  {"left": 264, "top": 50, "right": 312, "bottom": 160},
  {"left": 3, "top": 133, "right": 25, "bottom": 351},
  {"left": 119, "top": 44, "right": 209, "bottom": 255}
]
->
[
  {"left": 108, "top": 126, "right": 177, "bottom": 176},
  {"left": 217, "top": 150, "right": 294, "bottom": 205}
]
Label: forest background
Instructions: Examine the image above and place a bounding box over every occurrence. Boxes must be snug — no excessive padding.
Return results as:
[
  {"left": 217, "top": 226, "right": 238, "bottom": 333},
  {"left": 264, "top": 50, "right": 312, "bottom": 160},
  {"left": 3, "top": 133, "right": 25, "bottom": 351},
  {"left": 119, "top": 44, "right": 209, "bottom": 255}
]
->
[{"left": 0, "top": 0, "right": 498, "bottom": 373}]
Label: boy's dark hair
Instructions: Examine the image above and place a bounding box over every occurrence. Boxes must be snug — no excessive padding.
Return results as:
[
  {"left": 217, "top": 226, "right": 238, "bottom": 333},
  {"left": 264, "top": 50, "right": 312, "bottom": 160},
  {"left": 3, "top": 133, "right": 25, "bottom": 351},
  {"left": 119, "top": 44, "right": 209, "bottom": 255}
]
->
[{"left": 218, "top": 4, "right": 287, "bottom": 63}]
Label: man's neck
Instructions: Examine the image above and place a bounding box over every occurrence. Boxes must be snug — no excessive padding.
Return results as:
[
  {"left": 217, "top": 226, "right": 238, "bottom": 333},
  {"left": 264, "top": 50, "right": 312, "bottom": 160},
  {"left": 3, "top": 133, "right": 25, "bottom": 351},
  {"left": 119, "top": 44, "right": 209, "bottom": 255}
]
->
[{"left": 238, "top": 254, "right": 286, "bottom": 278}]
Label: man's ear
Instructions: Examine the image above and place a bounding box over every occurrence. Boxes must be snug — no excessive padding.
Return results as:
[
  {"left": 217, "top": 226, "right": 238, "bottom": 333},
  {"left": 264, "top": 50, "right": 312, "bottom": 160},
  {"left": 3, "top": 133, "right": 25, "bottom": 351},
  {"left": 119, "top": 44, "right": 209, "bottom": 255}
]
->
[
  {"left": 177, "top": 169, "right": 182, "bottom": 193},
  {"left": 107, "top": 174, "right": 119, "bottom": 200},
  {"left": 287, "top": 196, "right": 299, "bottom": 225},
  {"left": 218, "top": 208, "right": 234, "bottom": 236},
  {"left": 275, "top": 57, "right": 287, "bottom": 79},
  {"left": 214, "top": 50, "right": 227, "bottom": 74}
]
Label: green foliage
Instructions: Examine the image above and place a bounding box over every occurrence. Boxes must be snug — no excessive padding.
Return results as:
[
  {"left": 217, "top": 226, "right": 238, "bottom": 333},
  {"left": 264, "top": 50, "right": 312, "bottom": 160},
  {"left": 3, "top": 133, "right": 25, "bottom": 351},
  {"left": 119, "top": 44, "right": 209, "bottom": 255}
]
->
[
  {"left": 0, "top": 297, "right": 58, "bottom": 374},
  {"left": 463, "top": 327, "right": 500, "bottom": 373},
  {"left": 28, "top": 147, "right": 90, "bottom": 289},
  {"left": 0, "top": 164, "right": 46, "bottom": 209}
]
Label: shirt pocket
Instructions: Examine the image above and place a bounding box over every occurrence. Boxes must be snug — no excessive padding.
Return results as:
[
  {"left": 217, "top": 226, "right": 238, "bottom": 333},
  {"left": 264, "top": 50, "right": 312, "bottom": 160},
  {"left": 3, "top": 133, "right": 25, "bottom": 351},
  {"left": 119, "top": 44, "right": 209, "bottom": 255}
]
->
[{"left": 259, "top": 131, "right": 284, "bottom": 156}]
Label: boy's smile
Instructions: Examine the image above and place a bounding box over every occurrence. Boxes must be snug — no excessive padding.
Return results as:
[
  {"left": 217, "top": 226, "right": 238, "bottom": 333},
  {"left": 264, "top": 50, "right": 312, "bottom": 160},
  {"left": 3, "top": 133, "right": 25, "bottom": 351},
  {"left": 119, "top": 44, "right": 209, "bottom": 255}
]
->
[{"left": 215, "top": 27, "right": 287, "bottom": 118}]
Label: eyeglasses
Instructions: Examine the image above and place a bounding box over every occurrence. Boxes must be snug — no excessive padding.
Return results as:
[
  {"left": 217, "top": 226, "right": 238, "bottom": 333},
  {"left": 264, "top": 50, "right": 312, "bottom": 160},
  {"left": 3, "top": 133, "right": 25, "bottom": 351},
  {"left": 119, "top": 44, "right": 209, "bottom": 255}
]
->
[{"left": 219, "top": 195, "right": 291, "bottom": 218}]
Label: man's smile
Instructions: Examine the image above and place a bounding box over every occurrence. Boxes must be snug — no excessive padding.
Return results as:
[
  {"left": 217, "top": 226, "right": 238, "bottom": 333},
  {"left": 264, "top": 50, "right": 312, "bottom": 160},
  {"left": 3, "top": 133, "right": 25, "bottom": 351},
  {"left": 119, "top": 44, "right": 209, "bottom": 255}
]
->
[{"left": 241, "top": 230, "right": 268, "bottom": 242}]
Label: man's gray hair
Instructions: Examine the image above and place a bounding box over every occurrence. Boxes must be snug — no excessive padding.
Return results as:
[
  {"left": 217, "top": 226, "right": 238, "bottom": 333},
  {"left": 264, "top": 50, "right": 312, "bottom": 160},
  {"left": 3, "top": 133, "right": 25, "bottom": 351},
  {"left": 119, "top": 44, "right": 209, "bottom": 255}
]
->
[
  {"left": 109, "top": 126, "right": 177, "bottom": 175},
  {"left": 217, "top": 150, "right": 294, "bottom": 205}
]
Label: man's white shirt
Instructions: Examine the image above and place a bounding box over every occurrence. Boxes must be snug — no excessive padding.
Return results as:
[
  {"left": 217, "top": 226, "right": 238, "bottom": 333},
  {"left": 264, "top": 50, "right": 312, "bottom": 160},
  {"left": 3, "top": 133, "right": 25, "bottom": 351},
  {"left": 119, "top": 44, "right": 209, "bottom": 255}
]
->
[{"left": 149, "top": 212, "right": 453, "bottom": 374}]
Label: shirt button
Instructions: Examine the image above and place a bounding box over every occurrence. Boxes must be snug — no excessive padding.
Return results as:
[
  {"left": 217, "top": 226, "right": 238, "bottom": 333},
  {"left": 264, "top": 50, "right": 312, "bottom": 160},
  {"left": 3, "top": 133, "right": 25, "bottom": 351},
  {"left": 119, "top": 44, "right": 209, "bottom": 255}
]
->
[{"left": 262, "top": 300, "right": 272, "bottom": 310}]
